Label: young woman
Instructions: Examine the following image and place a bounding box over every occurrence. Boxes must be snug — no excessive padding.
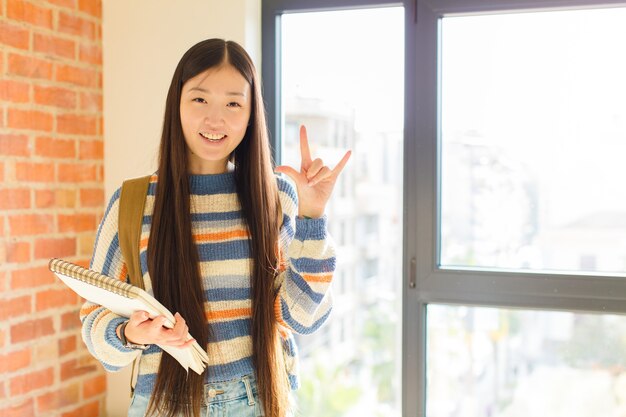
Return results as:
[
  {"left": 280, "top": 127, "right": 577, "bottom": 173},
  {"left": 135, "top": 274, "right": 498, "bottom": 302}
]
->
[{"left": 80, "top": 38, "right": 350, "bottom": 417}]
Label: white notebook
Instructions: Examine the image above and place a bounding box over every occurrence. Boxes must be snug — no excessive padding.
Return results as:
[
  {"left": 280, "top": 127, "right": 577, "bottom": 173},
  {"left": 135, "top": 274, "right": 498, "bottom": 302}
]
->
[{"left": 49, "top": 258, "right": 209, "bottom": 375}]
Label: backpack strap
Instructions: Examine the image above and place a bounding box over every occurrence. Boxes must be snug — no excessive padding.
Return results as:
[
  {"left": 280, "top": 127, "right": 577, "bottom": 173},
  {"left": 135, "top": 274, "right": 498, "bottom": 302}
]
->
[
  {"left": 119, "top": 175, "right": 151, "bottom": 290},
  {"left": 118, "top": 174, "right": 151, "bottom": 397}
]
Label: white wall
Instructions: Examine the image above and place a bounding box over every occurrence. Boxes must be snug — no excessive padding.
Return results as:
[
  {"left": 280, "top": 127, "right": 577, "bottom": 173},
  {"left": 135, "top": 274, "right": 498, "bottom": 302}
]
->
[{"left": 101, "top": 1, "right": 260, "bottom": 415}]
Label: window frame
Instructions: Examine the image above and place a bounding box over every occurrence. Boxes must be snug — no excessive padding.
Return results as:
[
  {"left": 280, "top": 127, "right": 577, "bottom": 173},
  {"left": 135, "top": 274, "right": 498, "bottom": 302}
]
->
[{"left": 261, "top": 1, "right": 626, "bottom": 416}]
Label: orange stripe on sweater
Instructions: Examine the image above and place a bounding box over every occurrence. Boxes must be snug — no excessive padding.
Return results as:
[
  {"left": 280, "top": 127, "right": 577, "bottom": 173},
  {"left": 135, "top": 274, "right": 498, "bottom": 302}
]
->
[
  {"left": 140, "top": 230, "right": 249, "bottom": 248},
  {"left": 194, "top": 229, "right": 249, "bottom": 243},
  {"left": 302, "top": 274, "right": 333, "bottom": 283},
  {"left": 274, "top": 297, "right": 289, "bottom": 328},
  {"left": 206, "top": 307, "right": 251, "bottom": 321},
  {"left": 118, "top": 263, "right": 128, "bottom": 282},
  {"left": 80, "top": 304, "right": 100, "bottom": 317}
]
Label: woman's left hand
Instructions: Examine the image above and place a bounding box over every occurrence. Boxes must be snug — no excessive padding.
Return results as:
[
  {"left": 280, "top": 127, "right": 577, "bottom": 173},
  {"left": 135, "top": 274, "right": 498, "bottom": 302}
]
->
[{"left": 275, "top": 125, "right": 351, "bottom": 218}]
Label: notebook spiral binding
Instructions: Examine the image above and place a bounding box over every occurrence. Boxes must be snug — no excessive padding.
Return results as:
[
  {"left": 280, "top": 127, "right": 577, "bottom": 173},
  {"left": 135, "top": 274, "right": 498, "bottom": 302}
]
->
[{"left": 48, "top": 258, "right": 135, "bottom": 298}]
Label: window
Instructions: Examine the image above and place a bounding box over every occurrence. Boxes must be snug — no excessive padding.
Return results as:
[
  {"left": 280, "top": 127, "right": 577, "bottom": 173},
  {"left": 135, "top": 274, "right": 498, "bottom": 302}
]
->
[
  {"left": 440, "top": 8, "right": 626, "bottom": 275},
  {"left": 427, "top": 305, "right": 626, "bottom": 417},
  {"left": 263, "top": 1, "right": 626, "bottom": 416},
  {"left": 264, "top": 4, "right": 403, "bottom": 416}
]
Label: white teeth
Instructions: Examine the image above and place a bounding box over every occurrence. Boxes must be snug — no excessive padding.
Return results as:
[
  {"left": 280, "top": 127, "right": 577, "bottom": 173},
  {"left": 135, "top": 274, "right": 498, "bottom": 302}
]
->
[{"left": 200, "top": 132, "right": 225, "bottom": 140}]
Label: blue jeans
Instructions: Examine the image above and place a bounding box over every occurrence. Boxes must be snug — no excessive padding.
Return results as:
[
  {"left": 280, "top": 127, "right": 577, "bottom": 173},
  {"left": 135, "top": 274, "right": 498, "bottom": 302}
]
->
[{"left": 128, "top": 375, "right": 264, "bottom": 417}]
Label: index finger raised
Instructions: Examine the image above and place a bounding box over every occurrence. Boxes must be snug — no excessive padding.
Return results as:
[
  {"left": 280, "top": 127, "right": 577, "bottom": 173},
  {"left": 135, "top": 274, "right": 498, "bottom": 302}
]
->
[{"left": 300, "top": 125, "right": 312, "bottom": 166}]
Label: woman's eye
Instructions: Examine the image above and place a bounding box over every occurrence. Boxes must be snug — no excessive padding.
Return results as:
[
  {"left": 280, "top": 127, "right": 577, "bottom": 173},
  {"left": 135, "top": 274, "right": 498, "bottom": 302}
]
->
[
  {"left": 192, "top": 97, "right": 206, "bottom": 103},
  {"left": 227, "top": 102, "right": 242, "bottom": 108}
]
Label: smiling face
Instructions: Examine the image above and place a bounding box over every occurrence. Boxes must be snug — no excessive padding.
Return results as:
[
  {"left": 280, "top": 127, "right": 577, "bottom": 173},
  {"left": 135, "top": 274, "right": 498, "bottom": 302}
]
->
[{"left": 180, "top": 64, "right": 252, "bottom": 174}]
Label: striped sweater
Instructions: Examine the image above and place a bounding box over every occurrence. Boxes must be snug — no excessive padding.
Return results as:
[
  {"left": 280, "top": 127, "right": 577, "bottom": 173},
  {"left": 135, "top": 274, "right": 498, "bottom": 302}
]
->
[{"left": 80, "top": 172, "right": 335, "bottom": 396}]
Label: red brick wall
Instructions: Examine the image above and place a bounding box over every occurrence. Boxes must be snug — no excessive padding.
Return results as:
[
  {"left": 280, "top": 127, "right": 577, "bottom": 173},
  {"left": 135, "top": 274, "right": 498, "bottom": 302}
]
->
[{"left": 1, "top": 0, "right": 106, "bottom": 415}]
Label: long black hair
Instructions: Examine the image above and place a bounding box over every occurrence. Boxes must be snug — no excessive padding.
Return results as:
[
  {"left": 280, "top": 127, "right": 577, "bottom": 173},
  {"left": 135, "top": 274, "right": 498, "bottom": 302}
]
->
[{"left": 146, "top": 39, "right": 288, "bottom": 417}]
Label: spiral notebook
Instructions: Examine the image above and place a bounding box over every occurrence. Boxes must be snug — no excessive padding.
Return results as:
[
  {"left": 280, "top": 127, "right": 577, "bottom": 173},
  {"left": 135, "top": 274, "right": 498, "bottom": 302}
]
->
[{"left": 48, "top": 258, "right": 209, "bottom": 375}]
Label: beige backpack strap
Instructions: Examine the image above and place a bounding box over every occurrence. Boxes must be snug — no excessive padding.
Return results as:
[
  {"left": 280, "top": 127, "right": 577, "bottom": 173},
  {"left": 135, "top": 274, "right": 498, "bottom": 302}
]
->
[
  {"left": 118, "top": 175, "right": 151, "bottom": 397},
  {"left": 119, "top": 175, "right": 151, "bottom": 290}
]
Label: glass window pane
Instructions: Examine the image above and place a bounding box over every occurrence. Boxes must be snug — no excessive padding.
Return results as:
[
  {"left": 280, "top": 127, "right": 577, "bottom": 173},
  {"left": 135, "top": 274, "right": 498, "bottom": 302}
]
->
[
  {"left": 281, "top": 7, "right": 404, "bottom": 417},
  {"left": 427, "top": 304, "right": 626, "bottom": 417},
  {"left": 440, "top": 8, "right": 626, "bottom": 274}
]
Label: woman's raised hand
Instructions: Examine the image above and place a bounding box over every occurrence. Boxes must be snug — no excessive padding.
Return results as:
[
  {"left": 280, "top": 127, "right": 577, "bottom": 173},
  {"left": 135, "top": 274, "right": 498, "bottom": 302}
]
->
[
  {"left": 121, "top": 311, "right": 196, "bottom": 348},
  {"left": 274, "top": 125, "right": 351, "bottom": 218}
]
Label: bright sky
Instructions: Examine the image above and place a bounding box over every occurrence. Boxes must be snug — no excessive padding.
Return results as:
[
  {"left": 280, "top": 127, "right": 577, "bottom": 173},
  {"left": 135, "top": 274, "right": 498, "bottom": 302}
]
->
[
  {"left": 281, "top": 7, "right": 404, "bottom": 133},
  {"left": 442, "top": 7, "right": 626, "bottom": 226}
]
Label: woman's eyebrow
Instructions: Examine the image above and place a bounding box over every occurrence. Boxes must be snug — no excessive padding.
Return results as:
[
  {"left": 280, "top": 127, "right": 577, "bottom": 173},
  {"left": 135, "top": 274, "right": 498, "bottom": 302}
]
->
[{"left": 187, "top": 86, "right": 246, "bottom": 97}]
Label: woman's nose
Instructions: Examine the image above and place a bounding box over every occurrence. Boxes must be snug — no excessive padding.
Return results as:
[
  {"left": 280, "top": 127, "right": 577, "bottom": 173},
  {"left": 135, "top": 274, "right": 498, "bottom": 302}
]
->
[{"left": 203, "top": 104, "right": 224, "bottom": 125}]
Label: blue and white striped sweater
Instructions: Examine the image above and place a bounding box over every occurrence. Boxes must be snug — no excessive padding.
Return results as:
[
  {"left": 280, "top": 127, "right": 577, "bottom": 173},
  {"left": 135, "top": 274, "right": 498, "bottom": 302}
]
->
[{"left": 80, "top": 172, "right": 335, "bottom": 396}]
